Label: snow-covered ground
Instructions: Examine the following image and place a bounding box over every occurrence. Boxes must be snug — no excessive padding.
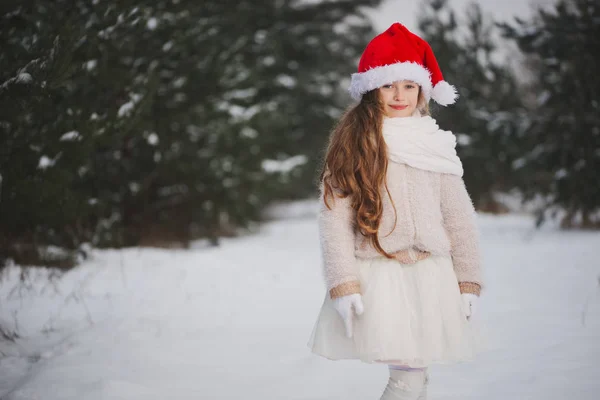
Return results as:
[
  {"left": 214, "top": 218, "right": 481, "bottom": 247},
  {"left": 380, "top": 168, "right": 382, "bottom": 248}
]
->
[{"left": 0, "top": 202, "right": 599, "bottom": 399}]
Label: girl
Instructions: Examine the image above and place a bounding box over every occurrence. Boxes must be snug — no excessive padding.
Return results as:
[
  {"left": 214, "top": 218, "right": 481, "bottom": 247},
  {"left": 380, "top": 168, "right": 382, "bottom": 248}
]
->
[{"left": 308, "top": 23, "right": 483, "bottom": 400}]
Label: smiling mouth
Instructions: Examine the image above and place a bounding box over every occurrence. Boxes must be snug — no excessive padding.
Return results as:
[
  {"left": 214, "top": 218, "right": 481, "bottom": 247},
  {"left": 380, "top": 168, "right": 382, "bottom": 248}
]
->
[{"left": 390, "top": 105, "right": 408, "bottom": 110}]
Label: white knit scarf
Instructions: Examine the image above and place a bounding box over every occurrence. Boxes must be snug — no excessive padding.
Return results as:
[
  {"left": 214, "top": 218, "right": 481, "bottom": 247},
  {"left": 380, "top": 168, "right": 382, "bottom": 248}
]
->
[{"left": 382, "top": 112, "right": 463, "bottom": 177}]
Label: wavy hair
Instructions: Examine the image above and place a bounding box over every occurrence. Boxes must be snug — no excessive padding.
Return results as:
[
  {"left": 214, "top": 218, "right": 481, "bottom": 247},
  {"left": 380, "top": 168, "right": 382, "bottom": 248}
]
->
[{"left": 320, "top": 87, "right": 428, "bottom": 258}]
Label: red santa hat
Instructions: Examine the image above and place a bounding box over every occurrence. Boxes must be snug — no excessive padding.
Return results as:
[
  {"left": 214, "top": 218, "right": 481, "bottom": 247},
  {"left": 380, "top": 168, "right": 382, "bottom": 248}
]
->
[{"left": 349, "top": 23, "right": 458, "bottom": 106}]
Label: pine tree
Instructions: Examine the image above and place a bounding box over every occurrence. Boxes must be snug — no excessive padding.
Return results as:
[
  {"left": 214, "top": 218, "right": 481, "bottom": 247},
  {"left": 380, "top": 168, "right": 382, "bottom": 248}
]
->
[
  {"left": 0, "top": 0, "right": 383, "bottom": 266},
  {"left": 417, "top": 0, "right": 528, "bottom": 212},
  {"left": 500, "top": 0, "right": 600, "bottom": 228},
  {"left": 0, "top": 2, "right": 105, "bottom": 266}
]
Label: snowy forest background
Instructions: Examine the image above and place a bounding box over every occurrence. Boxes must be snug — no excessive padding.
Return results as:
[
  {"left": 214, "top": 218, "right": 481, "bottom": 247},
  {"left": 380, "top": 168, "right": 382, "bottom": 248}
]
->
[{"left": 1, "top": 0, "right": 599, "bottom": 269}]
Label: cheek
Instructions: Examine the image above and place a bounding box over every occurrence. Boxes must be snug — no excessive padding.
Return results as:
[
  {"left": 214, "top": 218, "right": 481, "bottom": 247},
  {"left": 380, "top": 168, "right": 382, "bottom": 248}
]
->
[
  {"left": 379, "top": 89, "right": 392, "bottom": 102},
  {"left": 410, "top": 91, "right": 419, "bottom": 105}
]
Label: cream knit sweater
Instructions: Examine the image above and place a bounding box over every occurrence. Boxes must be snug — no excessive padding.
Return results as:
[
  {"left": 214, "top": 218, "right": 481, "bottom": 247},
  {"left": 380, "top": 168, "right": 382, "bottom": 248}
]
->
[{"left": 318, "top": 162, "right": 483, "bottom": 298}]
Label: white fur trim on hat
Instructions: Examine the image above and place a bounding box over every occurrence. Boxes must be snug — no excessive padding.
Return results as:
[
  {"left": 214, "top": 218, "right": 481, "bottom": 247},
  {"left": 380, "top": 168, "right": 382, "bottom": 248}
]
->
[
  {"left": 431, "top": 80, "right": 458, "bottom": 106},
  {"left": 349, "top": 61, "right": 433, "bottom": 101}
]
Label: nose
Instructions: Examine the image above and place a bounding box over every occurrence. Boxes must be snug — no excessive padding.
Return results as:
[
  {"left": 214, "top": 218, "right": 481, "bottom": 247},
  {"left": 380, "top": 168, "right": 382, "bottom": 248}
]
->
[{"left": 393, "top": 86, "right": 403, "bottom": 101}]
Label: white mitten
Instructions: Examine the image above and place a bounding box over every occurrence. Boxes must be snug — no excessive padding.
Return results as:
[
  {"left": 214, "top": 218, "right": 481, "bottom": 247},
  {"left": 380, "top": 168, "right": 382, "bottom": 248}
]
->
[
  {"left": 332, "top": 293, "right": 364, "bottom": 338},
  {"left": 461, "top": 293, "right": 478, "bottom": 320}
]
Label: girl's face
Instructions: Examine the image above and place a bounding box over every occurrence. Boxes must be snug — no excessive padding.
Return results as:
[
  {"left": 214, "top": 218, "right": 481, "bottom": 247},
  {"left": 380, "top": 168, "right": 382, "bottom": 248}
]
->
[{"left": 378, "top": 80, "right": 420, "bottom": 118}]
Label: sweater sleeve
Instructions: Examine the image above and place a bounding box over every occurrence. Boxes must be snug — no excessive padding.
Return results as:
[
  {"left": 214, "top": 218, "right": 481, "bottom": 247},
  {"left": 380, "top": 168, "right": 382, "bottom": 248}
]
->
[
  {"left": 318, "top": 184, "right": 361, "bottom": 298},
  {"left": 440, "top": 173, "right": 483, "bottom": 293}
]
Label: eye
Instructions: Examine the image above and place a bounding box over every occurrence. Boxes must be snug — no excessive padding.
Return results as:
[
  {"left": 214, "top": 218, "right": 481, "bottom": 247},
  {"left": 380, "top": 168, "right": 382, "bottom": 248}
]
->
[
  {"left": 381, "top": 84, "right": 394, "bottom": 89},
  {"left": 405, "top": 83, "right": 416, "bottom": 89}
]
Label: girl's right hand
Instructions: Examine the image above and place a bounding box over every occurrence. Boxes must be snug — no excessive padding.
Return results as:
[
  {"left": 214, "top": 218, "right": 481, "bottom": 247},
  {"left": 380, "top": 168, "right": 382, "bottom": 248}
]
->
[
  {"left": 332, "top": 293, "right": 364, "bottom": 338},
  {"left": 461, "top": 293, "right": 478, "bottom": 320}
]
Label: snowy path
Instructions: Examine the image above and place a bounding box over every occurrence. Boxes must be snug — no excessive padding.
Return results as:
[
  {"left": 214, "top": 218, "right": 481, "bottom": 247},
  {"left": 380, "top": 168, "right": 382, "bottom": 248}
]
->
[{"left": 1, "top": 209, "right": 599, "bottom": 399}]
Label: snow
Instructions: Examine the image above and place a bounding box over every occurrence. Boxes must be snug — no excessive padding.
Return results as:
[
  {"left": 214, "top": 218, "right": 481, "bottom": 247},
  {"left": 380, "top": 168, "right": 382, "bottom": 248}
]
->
[
  {"left": 0, "top": 204, "right": 599, "bottom": 399},
  {"left": 276, "top": 74, "right": 297, "bottom": 88},
  {"left": 128, "top": 182, "right": 140, "bottom": 193},
  {"left": 16, "top": 73, "right": 32, "bottom": 84},
  {"left": 117, "top": 102, "right": 135, "bottom": 118},
  {"left": 218, "top": 102, "right": 261, "bottom": 121},
  {"left": 59, "top": 131, "right": 80, "bottom": 141},
  {"left": 37, "top": 155, "right": 56, "bottom": 169},
  {"left": 117, "top": 94, "right": 142, "bottom": 118},
  {"left": 254, "top": 30, "right": 267, "bottom": 45},
  {"left": 146, "top": 133, "right": 159, "bottom": 146},
  {"left": 261, "top": 155, "right": 307, "bottom": 173},
  {"left": 146, "top": 18, "right": 158, "bottom": 31},
  {"left": 239, "top": 127, "right": 258, "bottom": 139},
  {"left": 456, "top": 133, "right": 471, "bottom": 146},
  {"left": 1, "top": 72, "right": 34, "bottom": 91},
  {"left": 0, "top": 205, "right": 600, "bottom": 400},
  {"left": 261, "top": 55, "right": 275, "bottom": 67},
  {"left": 225, "top": 88, "right": 258, "bottom": 100},
  {"left": 537, "top": 90, "right": 551, "bottom": 106},
  {"left": 512, "top": 157, "right": 526, "bottom": 169},
  {"left": 554, "top": 168, "right": 568, "bottom": 179},
  {"left": 172, "top": 77, "right": 186, "bottom": 89},
  {"left": 85, "top": 60, "right": 97, "bottom": 71}
]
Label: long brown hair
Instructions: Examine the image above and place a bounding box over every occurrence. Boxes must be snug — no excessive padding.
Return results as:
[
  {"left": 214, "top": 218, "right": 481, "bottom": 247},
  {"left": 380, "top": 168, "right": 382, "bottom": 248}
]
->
[{"left": 320, "top": 87, "right": 428, "bottom": 258}]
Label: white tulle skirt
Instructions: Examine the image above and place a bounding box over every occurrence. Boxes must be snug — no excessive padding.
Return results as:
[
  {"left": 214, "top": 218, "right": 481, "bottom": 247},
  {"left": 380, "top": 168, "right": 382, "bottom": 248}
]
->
[{"left": 308, "top": 255, "right": 482, "bottom": 368}]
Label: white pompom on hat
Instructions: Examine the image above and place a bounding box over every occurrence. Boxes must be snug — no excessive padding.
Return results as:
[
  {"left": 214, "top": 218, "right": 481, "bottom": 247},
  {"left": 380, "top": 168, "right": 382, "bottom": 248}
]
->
[{"left": 349, "top": 23, "right": 458, "bottom": 106}]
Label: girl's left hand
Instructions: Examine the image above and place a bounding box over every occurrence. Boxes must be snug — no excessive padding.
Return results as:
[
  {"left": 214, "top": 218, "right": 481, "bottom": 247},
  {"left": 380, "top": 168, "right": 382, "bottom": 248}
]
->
[{"left": 461, "top": 293, "right": 478, "bottom": 320}]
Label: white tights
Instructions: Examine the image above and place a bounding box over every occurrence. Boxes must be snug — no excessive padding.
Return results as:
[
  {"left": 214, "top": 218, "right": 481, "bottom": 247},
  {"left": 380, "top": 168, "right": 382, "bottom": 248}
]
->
[{"left": 379, "top": 366, "right": 429, "bottom": 400}]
